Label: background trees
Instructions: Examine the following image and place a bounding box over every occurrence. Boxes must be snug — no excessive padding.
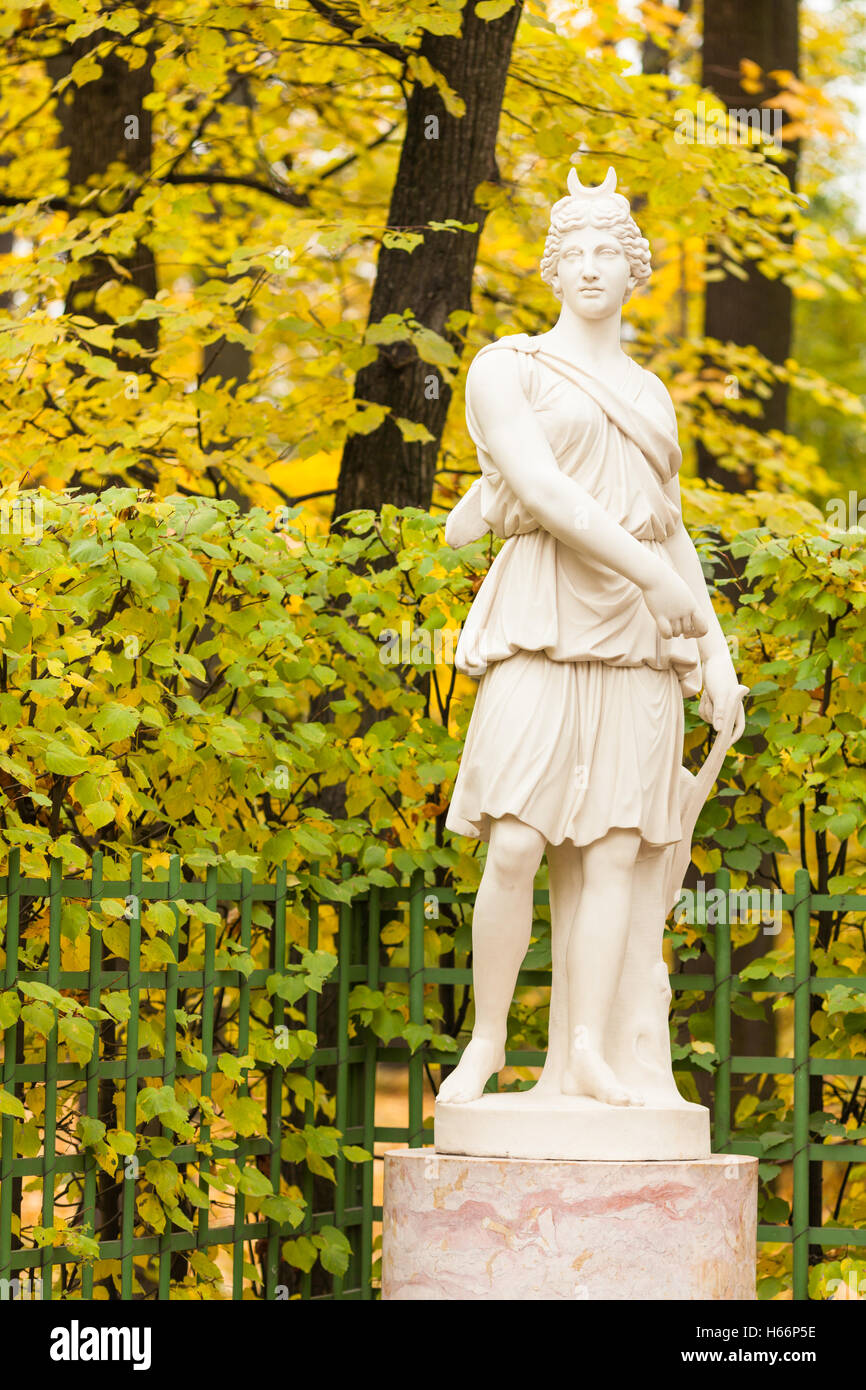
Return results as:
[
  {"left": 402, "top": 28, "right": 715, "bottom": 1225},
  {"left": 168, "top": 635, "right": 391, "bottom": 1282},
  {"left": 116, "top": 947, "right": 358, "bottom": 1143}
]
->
[{"left": 3, "top": 0, "right": 862, "bottom": 517}]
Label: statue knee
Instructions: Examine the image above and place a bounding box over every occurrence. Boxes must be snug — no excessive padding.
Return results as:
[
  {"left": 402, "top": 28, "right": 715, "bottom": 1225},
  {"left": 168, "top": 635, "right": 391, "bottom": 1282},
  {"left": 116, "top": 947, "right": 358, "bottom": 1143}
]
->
[
  {"left": 487, "top": 817, "right": 544, "bottom": 885},
  {"left": 582, "top": 829, "right": 641, "bottom": 888}
]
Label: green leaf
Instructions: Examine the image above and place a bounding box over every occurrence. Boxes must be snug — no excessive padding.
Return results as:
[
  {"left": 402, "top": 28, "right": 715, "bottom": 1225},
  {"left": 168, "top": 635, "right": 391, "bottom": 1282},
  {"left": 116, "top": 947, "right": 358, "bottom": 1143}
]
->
[
  {"left": 0, "top": 1087, "right": 26, "bottom": 1119},
  {"left": 260, "top": 1194, "right": 304, "bottom": 1227},
  {"left": 189, "top": 1249, "right": 221, "bottom": 1281},
  {"left": 137, "top": 1191, "right": 165, "bottom": 1233},
  {"left": 59, "top": 1015, "right": 96, "bottom": 1063},
  {"left": 145, "top": 1159, "right": 182, "bottom": 1202},
  {"left": 85, "top": 800, "right": 116, "bottom": 829},
  {"left": 236, "top": 1165, "right": 273, "bottom": 1197},
  {"left": 305, "top": 1151, "right": 335, "bottom": 1182},
  {"left": 179, "top": 1041, "right": 207, "bottom": 1071},
  {"left": 341, "top": 1145, "right": 372, "bottom": 1163},
  {"left": 266, "top": 972, "right": 306, "bottom": 1005},
  {"left": 224, "top": 1096, "right": 265, "bottom": 1137},
  {"left": 281, "top": 1132, "right": 306, "bottom": 1164},
  {"left": 167, "top": 1203, "right": 195, "bottom": 1233},
  {"left": 106, "top": 1128, "right": 136, "bottom": 1155},
  {"left": 281, "top": 1235, "right": 317, "bottom": 1273},
  {"left": 19, "top": 981, "right": 63, "bottom": 1005},
  {"left": 148, "top": 901, "right": 178, "bottom": 935},
  {"left": 44, "top": 743, "right": 91, "bottom": 776},
  {"left": 403, "top": 1022, "right": 433, "bottom": 1053},
  {"left": 476, "top": 0, "right": 516, "bottom": 16},
  {"left": 315, "top": 1225, "right": 351, "bottom": 1276},
  {"left": 141, "top": 937, "right": 178, "bottom": 967},
  {"left": 0, "top": 991, "right": 20, "bottom": 1029},
  {"left": 16, "top": 1118, "right": 40, "bottom": 1157},
  {"left": 182, "top": 1178, "right": 210, "bottom": 1210},
  {"left": 77, "top": 1115, "right": 106, "bottom": 1148},
  {"left": 218, "top": 1054, "right": 249, "bottom": 1082},
  {"left": 21, "top": 1002, "right": 55, "bottom": 1038},
  {"left": 102, "top": 991, "right": 131, "bottom": 1023},
  {"left": 137, "top": 1085, "right": 191, "bottom": 1135}
]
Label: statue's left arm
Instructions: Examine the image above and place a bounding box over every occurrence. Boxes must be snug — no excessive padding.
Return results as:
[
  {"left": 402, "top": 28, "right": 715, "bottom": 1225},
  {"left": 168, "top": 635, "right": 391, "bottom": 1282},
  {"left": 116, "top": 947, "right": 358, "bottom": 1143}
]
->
[
  {"left": 661, "top": 493, "right": 747, "bottom": 743},
  {"left": 644, "top": 375, "right": 746, "bottom": 743}
]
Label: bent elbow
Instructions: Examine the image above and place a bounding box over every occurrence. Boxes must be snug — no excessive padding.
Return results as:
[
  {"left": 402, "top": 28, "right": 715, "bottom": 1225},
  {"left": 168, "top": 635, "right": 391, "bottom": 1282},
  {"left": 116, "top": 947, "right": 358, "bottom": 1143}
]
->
[{"left": 523, "top": 477, "right": 561, "bottom": 522}]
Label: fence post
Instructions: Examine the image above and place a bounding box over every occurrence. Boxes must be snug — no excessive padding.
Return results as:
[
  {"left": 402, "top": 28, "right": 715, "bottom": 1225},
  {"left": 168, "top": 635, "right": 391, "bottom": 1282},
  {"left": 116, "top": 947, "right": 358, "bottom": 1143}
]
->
[
  {"left": 265, "top": 861, "right": 288, "bottom": 1301},
  {"left": 194, "top": 864, "right": 218, "bottom": 1285},
  {"left": 333, "top": 862, "right": 352, "bottom": 1298},
  {"left": 81, "top": 851, "right": 104, "bottom": 1300},
  {"left": 792, "top": 867, "right": 812, "bottom": 1301},
  {"left": 0, "top": 848, "right": 21, "bottom": 1291},
  {"left": 300, "top": 867, "right": 319, "bottom": 1301},
  {"left": 360, "top": 884, "right": 380, "bottom": 1298},
  {"left": 408, "top": 868, "right": 425, "bottom": 1148},
  {"left": 120, "top": 853, "right": 143, "bottom": 1301},
  {"left": 41, "top": 857, "right": 63, "bottom": 1300},
  {"left": 231, "top": 867, "right": 253, "bottom": 1299},
  {"left": 713, "top": 866, "right": 732, "bottom": 1152},
  {"left": 157, "top": 854, "right": 181, "bottom": 1300}
]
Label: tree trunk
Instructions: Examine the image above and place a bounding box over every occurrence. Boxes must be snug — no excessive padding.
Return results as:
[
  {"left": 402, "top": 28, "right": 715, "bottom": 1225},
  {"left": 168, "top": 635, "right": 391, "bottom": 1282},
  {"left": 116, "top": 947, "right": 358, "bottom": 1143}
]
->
[
  {"left": 333, "top": 0, "right": 523, "bottom": 521},
  {"left": 642, "top": 0, "right": 691, "bottom": 77},
  {"left": 47, "top": 19, "right": 158, "bottom": 461},
  {"left": 699, "top": 0, "right": 799, "bottom": 490}
]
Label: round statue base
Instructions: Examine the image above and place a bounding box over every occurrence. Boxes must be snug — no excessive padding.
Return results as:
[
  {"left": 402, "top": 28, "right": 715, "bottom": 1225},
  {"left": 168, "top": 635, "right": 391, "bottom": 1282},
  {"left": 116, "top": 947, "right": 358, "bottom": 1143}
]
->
[
  {"left": 382, "top": 1150, "right": 757, "bottom": 1300},
  {"left": 434, "top": 1092, "right": 710, "bottom": 1161}
]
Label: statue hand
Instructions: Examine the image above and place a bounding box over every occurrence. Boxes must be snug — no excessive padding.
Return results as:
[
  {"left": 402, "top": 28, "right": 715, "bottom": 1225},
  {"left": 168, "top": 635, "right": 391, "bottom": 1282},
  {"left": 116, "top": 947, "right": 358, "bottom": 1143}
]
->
[
  {"left": 699, "top": 651, "right": 748, "bottom": 742},
  {"left": 444, "top": 479, "right": 489, "bottom": 548},
  {"left": 641, "top": 565, "right": 709, "bottom": 641}
]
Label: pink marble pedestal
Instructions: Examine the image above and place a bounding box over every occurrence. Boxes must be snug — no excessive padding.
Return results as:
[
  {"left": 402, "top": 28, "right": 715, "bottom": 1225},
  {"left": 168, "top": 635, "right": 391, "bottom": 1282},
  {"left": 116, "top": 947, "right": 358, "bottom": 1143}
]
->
[{"left": 382, "top": 1150, "right": 757, "bottom": 1300}]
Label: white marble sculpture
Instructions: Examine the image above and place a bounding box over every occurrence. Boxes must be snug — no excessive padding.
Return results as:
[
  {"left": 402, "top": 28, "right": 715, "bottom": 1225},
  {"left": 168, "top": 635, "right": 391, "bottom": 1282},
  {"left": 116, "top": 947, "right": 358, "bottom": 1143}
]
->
[{"left": 435, "top": 166, "right": 748, "bottom": 1161}]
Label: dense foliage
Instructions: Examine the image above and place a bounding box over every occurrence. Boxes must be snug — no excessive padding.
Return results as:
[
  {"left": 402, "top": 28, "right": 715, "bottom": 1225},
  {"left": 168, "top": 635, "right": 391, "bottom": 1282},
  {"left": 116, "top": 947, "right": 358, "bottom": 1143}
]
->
[
  {"left": 0, "top": 0, "right": 864, "bottom": 518},
  {"left": 0, "top": 487, "right": 863, "bottom": 1294}
]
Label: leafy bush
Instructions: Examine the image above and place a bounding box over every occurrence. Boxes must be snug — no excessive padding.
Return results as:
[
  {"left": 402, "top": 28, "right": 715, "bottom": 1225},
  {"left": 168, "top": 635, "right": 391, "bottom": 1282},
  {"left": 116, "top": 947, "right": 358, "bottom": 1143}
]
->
[
  {"left": 1, "top": 486, "right": 864, "bottom": 1296},
  {"left": 0, "top": 488, "right": 488, "bottom": 886}
]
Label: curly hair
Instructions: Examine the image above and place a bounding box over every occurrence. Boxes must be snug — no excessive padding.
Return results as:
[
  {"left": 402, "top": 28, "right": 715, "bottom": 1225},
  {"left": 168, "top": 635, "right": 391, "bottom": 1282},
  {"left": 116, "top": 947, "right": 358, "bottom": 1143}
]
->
[{"left": 540, "top": 190, "right": 652, "bottom": 304}]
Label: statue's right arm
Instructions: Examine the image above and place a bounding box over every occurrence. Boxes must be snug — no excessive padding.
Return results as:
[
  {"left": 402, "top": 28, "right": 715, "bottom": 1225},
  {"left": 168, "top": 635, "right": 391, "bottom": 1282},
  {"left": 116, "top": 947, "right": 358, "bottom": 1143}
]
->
[{"left": 467, "top": 351, "right": 707, "bottom": 638}]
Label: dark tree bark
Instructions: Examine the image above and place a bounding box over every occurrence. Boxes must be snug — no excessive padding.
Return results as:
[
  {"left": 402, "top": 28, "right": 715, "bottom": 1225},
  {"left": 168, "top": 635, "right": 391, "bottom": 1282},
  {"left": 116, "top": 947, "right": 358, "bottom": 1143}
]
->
[
  {"left": 46, "top": 18, "right": 158, "bottom": 385},
  {"left": 333, "top": 0, "right": 523, "bottom": 522},
  {"left": 699, "top": 0, "right": 799, "bottom": 490},
  {"left": 699, "top": 0, "right": 810, "bottom": 1264},
  {"left": 642, "top": 0, "right": 691, "bottom": 77},
  {"left": 43, "top": 20, "right": 157, "bottom": 1275},
  {"left": 196, "top": 80, "right": 258, "bottom": 506}
]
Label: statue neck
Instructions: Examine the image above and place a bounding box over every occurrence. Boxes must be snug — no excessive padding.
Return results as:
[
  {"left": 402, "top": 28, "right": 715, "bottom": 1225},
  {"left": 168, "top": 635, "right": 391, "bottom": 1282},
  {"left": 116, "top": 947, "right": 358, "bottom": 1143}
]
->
[{"left": 542, "top": 305, "right": 624, "bottom": 367}]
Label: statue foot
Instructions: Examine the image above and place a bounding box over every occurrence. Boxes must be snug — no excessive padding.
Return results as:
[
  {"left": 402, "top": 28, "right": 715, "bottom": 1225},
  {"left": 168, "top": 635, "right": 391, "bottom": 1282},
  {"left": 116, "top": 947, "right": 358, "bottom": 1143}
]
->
[
  {"left": 562, "top": 1047, "right": 645, "bottom": 1107},
  {"left": 437, "top": 1038, "right": 505, "bottom": 1105}
]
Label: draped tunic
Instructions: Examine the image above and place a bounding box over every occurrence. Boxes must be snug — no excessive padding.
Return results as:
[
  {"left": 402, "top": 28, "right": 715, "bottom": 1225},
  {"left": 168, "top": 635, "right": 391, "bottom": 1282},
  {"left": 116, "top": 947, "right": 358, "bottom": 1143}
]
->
[{"left": 454, "top": 333, "right": 702, "bottom": 698}]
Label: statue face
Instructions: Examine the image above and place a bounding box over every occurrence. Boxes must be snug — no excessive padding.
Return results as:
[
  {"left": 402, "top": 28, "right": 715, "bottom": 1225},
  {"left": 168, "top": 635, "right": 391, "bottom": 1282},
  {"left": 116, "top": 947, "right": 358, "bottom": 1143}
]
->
[{"left": 553, "top": 225, "right": 631, "bottom": 320}]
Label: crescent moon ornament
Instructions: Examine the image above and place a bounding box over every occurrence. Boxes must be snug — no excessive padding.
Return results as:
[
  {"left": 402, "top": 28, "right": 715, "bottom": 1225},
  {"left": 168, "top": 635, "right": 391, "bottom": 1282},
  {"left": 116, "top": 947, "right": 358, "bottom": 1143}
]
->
[{"left": 566, "top": 165, "right": 618, "bottom": 198}]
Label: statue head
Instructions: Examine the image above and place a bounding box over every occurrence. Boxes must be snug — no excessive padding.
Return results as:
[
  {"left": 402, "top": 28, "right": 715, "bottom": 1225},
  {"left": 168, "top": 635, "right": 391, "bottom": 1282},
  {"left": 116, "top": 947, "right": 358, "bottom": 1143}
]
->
[{"left": 540, "top": 167, "right": 652, "bottom": 314}]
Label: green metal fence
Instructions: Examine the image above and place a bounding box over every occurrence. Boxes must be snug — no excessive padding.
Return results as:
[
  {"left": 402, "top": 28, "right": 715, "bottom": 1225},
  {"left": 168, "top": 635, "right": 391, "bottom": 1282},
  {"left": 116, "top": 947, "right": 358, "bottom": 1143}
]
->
[{"left": 0, "top": 853, "right": 864, "bottom": 1300}]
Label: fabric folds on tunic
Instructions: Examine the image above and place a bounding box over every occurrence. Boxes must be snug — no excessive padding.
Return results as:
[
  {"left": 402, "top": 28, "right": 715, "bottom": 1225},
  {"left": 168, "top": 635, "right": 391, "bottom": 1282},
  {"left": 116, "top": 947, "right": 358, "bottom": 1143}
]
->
[
  {"left": 453, "top": 334, "right": 702, "bottom": 698},
  {"left": 446, "top": 655, "right": 684, "bottom": 854},
  {"left": 445, "top": 334, "right": 700, "bottom": 854}
]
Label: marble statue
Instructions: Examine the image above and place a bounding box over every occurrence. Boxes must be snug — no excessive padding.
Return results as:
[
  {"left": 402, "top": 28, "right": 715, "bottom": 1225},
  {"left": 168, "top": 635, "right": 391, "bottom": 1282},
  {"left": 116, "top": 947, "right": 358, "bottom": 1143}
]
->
[{"left": 435, "top": 166, "right": 748, "bottom": 1161}]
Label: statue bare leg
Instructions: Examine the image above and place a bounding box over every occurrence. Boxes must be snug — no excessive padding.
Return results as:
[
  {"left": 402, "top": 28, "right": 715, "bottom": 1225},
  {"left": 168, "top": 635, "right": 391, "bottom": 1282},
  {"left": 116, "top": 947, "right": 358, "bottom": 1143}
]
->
[
  {"left": 437, "top": 814, "right": 546, "bottom": 1104},
  {"left": 562, "top": 827, "right": 645, "bottom": 1106}
]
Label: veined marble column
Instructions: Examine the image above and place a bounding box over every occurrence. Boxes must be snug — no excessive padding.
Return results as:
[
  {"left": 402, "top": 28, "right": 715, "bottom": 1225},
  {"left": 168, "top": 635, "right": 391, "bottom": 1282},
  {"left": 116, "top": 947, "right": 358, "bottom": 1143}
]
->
[{"left": 382, "top": 1150, "right": 757, "bottom": 1301}]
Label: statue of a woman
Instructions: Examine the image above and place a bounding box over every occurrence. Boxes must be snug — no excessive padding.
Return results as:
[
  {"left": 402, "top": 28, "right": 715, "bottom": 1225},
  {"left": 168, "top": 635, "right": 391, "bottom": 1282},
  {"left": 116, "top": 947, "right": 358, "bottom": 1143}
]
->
[{"left": 437, "top": 168, "right": 746, "bottom": 1150}]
